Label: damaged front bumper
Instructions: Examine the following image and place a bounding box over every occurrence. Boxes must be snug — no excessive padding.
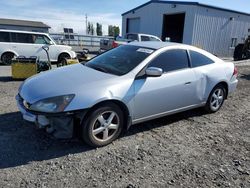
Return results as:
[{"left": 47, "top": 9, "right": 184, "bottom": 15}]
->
[{"left": 16, "top": 94, "right": 83, "bottom": 139}]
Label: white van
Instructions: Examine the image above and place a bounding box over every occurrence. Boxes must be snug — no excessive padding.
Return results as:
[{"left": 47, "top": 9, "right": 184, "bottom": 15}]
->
[{"left": 0, "top": 30, "right": 76, "bottom": 64}]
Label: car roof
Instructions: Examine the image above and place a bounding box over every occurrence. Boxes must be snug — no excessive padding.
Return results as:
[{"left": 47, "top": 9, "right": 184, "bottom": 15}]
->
[{"left": 127, "top": 41, "right": 187, "bottom": 50}]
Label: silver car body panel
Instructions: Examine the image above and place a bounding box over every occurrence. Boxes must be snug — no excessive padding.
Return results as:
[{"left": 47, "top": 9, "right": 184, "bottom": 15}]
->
[{"left": 17, "top": 42, "right": 238, "bottom": 125}]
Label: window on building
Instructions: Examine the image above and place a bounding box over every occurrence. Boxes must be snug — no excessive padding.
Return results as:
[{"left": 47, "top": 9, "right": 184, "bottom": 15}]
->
[
  {"left": 0, "top": 31, "right": 10, "bottom": 42},
  {"left": 230, "top": 38, "right": 238, "bottom": 48},
  {"left": 189, "top": 50, "right": 214, "bottom": 68},
  {"left": 148, "top": 49, "right": 189, "bottom": 72}
]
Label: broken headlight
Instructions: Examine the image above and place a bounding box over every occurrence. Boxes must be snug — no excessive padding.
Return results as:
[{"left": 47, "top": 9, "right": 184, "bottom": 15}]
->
[{"left": 29, "top": 94, "right": 75, "bottom": 113}]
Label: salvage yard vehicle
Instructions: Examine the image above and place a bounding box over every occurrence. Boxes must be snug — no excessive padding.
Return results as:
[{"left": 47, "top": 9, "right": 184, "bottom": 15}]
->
[
  {"left": 99, "top": 33, "right": 162, "bottom": 52},
  {"left": 0, "top": 30, "right": 76, "bottom": 65},
  {"left": 16, "top": 42, "right": 238, "bottom": 147}
]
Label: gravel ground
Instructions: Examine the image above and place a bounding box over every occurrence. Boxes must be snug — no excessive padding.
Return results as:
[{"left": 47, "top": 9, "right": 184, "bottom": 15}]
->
[{"left": 0, "top": 61, "right": 249, "bottom": 188}]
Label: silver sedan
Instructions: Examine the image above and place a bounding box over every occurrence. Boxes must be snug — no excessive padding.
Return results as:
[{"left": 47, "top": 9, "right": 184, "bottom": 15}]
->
[{"left": 17, "top": 42, "right": 238, "bottom": 147}]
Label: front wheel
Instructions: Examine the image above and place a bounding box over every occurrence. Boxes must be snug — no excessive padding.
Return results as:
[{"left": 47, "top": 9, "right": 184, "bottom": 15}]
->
[
  {"left": 82, "top": 103, "right": 124, "bottom": 147},
  {"left": 57, "top": 54, "right": 70, "bottom": 67},
  {"left": 205, "top": 85, "right": 226, "bottom": 113}
]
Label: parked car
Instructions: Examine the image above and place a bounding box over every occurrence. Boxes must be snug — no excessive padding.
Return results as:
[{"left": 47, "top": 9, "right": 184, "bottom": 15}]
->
[
  {"left": 16, "top": 42, "right": 238, "bottom": 147},
  {"left": 99, "top": 33, "right": 162, "bottom": 52},
  {"left": 0, "top": 30, "right": 76, "bottom": 65}
]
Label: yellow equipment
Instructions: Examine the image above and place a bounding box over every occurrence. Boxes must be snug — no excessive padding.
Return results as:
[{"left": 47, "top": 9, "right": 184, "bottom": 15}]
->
[
  {"left": 11, "top": 57, "right": 38, "bottom": 79},
  {"left": 66, "top": 58, "right": 79, "bottom": 65}
]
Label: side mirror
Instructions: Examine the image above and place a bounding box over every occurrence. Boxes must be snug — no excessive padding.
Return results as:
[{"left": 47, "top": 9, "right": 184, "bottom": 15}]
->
[
  {"left": 48, "top": 41, "right": 54, "bottom": 45},
  {"left": 145, "top": 67, "right": 163, "bottom": 77}
]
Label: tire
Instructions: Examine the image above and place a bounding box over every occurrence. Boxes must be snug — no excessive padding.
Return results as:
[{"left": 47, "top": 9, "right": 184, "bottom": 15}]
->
[
  {"left": 1, "top": 52, "right": 15, "bottom": 65},
  {"left": 82, "top": 103, "right": 124, "bottom": 147},
  {"left": 205, "top": 84, "right": 226, "bottom": 113},
  {"left": 57, "top": 53, "right": 70, "bottom": 67}
]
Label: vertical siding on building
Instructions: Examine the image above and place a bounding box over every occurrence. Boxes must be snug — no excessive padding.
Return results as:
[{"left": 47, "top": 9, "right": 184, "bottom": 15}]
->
[
  {"left": 192, "top": 7, "right": 250, "bottom": 57},
  {"left": 122, "top": 3, "right": 197, "bottom": 44},
  {"left": 122, "top": 2, "right": 250, "bottom": 57}
]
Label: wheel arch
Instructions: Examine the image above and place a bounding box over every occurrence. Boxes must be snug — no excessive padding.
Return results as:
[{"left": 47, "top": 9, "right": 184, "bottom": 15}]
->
[
  {"left": 212, "top": 81, "right": 229, "bottom": 99},
  {"left": 1, "top": 51, "right": 18, "bottom": 60},
  {"left": 57, "top": 52, "right": 71, "bottom": 62},
  {"left": 82, "top": 99, "right": 131, "bottom": 130}
]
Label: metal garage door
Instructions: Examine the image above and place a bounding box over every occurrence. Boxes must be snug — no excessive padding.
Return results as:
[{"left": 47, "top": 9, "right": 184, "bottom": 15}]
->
[{"left": 127, "top": 18, "right": 140, "bottom": 33}]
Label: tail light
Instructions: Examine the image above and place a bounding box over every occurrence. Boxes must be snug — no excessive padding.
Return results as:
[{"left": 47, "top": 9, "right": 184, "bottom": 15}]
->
[
  {"left": 233, "top": 67, "right": 238, "bottom": 77},
  {"left": 112, "top": 41, "right": 118, "bottom": 48}
]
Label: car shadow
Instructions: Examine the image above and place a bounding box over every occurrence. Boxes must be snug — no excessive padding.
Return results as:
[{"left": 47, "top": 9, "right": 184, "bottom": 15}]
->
[
  {"left": 0, "top": 111, "right": 93, "bottom": 169},
  {"left": 0, "top": 108, "right": 206, "bottom": 169},
  {"left": 0, "top": 76, "right": 24, "bottom": 82},
  {"left": 0, "top": 76, "right": 15, "bottom": 82},
  {"left": 240, "top": 74, "right": 250, "bottom": 81}
]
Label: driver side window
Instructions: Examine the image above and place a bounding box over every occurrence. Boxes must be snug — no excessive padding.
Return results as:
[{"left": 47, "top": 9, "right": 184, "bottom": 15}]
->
[
  {"left": 148, "top": 49, "right": 189, "bottom": 72},
  {"left": 32, "top": 35, "right": 51, "bottom": 44}
]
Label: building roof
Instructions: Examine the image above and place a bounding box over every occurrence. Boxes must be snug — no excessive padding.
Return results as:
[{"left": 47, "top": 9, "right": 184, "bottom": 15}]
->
[
  {"left": 0, "top": 18, "right": 50, "bottom": 28},
  {"left": 122, "top": 0, "right": 250, "bottom": 16}
]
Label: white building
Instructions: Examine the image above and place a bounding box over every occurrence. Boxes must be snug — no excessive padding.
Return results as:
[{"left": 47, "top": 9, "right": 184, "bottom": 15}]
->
[{"left": 122, "top": 0, "right": 250, "bottom": 57}]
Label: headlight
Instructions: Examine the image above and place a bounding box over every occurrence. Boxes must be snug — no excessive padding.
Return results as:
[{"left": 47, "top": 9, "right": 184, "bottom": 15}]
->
[{"left": 29, "top": 94, "right": 75, "bottom": 113}]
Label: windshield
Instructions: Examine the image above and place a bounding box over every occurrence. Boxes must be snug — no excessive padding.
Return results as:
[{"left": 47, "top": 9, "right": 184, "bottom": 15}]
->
[{"left": 85, "top": 45, "right": 154, "bottom": 76}]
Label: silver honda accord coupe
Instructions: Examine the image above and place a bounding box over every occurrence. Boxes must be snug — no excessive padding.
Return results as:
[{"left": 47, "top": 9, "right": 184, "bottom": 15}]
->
[{"left": 16, "top": 42, "right": 238, "bottom": 147}]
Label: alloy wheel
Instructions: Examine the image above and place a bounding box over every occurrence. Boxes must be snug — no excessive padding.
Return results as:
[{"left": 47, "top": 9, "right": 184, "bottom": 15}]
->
[
  {"left": 91, "top": 111, "right": 120, "bottom": 142},
  {"left": 210, "top": 88, "right": 224, "bottom": 111}
]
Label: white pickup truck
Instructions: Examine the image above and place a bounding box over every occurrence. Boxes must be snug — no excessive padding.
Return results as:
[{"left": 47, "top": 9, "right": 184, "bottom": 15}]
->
[{"left": 99, "top": 33, "right": 162, "bottom": 52}]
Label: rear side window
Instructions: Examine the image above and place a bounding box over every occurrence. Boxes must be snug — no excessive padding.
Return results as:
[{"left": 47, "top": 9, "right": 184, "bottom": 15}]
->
[
  {"left": 150, "top": 37, "right": 161, "bottom": 41},
  {"left": 149, "top": 49, "right": 189, "bottom": 72},
  {"left": 10, "top": 33, "right": 33, "bottom": 43},
  {"left": 141, "top": 36, "right": 150, "bottom": 41},
  {"left": 126, "top": 34, "right": 138, "bottom": 41},
  {"left": 0, "top": 32, "right": 10, "bottom": 42},
  {"left": 189, "top": 50, "right": 214, "bottom": 67}
]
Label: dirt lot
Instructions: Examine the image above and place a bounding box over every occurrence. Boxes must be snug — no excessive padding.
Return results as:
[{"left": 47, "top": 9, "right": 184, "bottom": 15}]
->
[{"left": 0, "top": 62, "right": 249, "bottom": 187}]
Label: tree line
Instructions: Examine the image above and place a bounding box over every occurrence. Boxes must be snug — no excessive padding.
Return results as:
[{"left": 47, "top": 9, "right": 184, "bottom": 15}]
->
[{"left": 87, "top": 22, "right": 120, "bottom": 37}]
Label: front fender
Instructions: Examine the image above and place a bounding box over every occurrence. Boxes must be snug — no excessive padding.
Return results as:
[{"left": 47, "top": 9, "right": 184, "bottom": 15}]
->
[
  {"left": 64, "top": 78, "right": 135, "bottom": 115},
  {"left": 57, "top": 50, "right": 76, "bottom": 60}
]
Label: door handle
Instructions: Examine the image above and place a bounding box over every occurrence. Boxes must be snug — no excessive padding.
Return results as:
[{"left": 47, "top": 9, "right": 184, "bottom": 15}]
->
[{"left": 185, "top": 82, "right": 192, "bottom": 85}]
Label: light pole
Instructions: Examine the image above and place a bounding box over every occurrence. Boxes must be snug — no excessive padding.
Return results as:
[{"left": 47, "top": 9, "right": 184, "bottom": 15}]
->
[{"left": 85, "top": 13, "right": 88, "bottom": 35}]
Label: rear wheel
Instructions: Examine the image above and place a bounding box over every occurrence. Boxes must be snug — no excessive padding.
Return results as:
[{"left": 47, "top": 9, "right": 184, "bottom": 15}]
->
[
  {"left": 205, "top": 85, "right": 226, "bottom": 113},
  {"left": 1, "top": 52, "right": 15, "bottom": 65},
  {"left": 82, "top": 103, "right": 124, "bottom": 147},
  {"left": 57, "top": 53, "right": 70, "bottom": 67}
]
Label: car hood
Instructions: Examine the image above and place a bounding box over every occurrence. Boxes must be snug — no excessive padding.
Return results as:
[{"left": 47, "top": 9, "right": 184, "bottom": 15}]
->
[{"left": 19, "top": 64, "right": 117, "bottom": 104}]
